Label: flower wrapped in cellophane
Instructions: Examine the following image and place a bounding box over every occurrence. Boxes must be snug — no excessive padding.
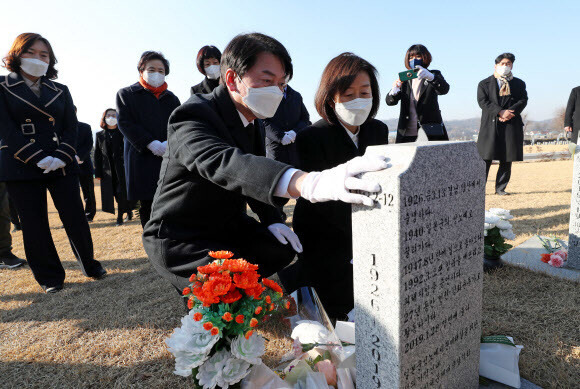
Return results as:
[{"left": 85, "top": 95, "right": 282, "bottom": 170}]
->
[{"left": 166, "top": 250, "right": 294, "bottom": 389}]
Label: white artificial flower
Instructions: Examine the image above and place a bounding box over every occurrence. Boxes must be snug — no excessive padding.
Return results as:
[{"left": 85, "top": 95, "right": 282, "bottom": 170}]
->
[
  {"left": 495, "top": 219, "right": 513, "bottom": 230},
  {"left": 489, "top": 208, "right": 514, "bottom": 220},
  {"left": 484, "top": 222, "right": 496, "bottom": 231},
  {"left": 500, "top": 229, "right": 516, "bottom": 240},
  {"left": 291, "top": 320, "right": 330, "bottom": 344},
  {"left": 197, "top": 349, "right": 231, "bottom": 389},
  {"left": 230, "top": 333, "right": 265, "bottom": 365},
  {"left": 166, "top": 313, "right": 220, "bottom": 376},
  {"left": 217, "top": 356, "right": 252, "bottom": 387},
  {"left": 485, "top": 212, "right": 500, "bottom": 225}
]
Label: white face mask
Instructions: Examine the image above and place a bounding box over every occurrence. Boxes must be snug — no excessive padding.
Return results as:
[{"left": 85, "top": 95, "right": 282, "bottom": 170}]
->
[
  {"left": 105, "top": 117, "right": 118, "bottom": 127},
  {"left": 496, "top": 65, "right": 511, "bottom": 77},
  {"left": 237, "top": 77, "right": 284, "bottom": 119},
  {"left": 334, "top": 98, "right": 373, "bottom": 126},
  {"left": 205, "top": 65, "right": 221, "bottom": 80},
  {"left": 143, "top": 71, "right": 165, "bottom": 87},
  {"left": 20, "top": 57, "right": 49, "bottom": 77}
]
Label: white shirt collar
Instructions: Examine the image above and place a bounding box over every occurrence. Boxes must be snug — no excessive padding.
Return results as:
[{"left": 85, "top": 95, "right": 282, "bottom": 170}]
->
[
  {"left": 237, "top": 110, "right": 254, "bottom": 128},
  {"left": 339, "top": 121, "right": 360, "bottom": 148}
]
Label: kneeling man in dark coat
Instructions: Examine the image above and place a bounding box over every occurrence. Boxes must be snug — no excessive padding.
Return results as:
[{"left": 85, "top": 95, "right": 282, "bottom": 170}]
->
[
  {"left": 142, "top": 33, "right": 389, "bottom": 293},
  {"left": 476, "top": 52, "right": 528, "bottom": 195}
]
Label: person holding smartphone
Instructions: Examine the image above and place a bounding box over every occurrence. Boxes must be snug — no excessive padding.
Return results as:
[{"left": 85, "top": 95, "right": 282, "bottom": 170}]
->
[{"left": 386, "top": 44, "right": 449, "bottom": 143}]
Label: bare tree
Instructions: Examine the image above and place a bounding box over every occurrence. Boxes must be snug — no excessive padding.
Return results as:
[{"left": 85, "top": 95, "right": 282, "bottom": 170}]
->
[
  {"left": 522, "top": 112, "right": 530, "bottom": 132},
  {"left": 552, "top": 106, "right": 566, "bottom": 131}
]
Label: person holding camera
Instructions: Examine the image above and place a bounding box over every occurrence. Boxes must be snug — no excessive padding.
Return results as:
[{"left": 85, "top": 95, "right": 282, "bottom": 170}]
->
[
  {"left": 386, "top": 44, "right": 449, "bottom": 143},
  {"left": 476, "top": 52, "right": 528, "bottom": 196}
]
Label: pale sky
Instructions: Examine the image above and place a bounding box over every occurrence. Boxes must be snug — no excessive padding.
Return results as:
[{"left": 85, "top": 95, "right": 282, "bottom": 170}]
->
[{"left": 2, "top": 0, "right": 579, "bottom": 132}]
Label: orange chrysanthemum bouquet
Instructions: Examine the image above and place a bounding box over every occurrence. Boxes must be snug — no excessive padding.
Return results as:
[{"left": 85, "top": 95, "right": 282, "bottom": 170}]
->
[{"left": 166, "top": 250, "right": 293, "bottom": 389}]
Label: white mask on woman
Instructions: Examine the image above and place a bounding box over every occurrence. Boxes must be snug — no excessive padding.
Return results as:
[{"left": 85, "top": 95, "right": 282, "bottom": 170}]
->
[
  {"left": 20, "top": 57, "right": 49, "bottom": 77},
  {"left": 105, "top": 117, "right": 118, "bottom": 127},
  {"left": 143, "top": 71, "right": 165, "bottom": 87},
  {"left": 334, "top": 98, "right": 373, "bottom": 126},
  {"left": 496, "top": 65, "right": 511, "bottom": 77},
  {"left": 238, "top": 77, "right": 284, "bottom": 119},
  {"left": 205, "top": 65, "right": 221, "bottom": 80}
]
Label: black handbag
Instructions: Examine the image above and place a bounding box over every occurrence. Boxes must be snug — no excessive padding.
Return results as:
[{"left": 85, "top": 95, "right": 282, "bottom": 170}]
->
[{"left": 420, "top": 123, "right": 446, "bottom": 137}]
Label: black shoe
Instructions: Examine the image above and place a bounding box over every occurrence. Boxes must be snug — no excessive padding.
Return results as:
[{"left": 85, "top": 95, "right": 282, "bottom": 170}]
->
[
  {"left": 12, "top": 227, "right": 21, "bottom": 232},
  {"left": 43, "top": 284, "right": 63, "bottom": 293},
  {"left": 0, "top": 252, "right": 27, "bottom": 269},
  {"left": 125, "top": 211, "right": 133, "bottom": 221},
  {"left": 88, "top": 267, "right": 107, "bottom": 279},
  {"left": 116, "top": 219, "right": 124, "bottom": 226},
  {"left": 496, "top": 190, "right": 510, "bottom": 196}
]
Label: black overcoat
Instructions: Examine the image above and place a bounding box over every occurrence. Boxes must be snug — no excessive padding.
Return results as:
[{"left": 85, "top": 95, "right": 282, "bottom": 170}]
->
[
  {"left": 94, "top": 128, "right": 128, "bottom": 214},
  {"left": 116, "top": 82, "right": 180, "bottom": 201},
  {"left": 385, "top": 69, "right": 449, "bottom": 142},
  {"left": 76, "top": 121, "right": 94, "bottom": 176},
  {"left": 263, "top": 85, "right": 310, "bottom": 165},
  {"left": 292, "top": 118, "right": 389, "bottom": 319},
  {"left": 0, "top": 73, "right": 79, "bottom": 181},
  {"left": 190, "top": 77, "right": 219, "bottom": 95},
  {"left": 564, "top": 86, "right": 580, "bottom": 143},
  {"left": 142, "top": 85, "right": 290, "bottom": 286},
  {"left": 476, "top": 75, "right": 528, "bottom": 162}
]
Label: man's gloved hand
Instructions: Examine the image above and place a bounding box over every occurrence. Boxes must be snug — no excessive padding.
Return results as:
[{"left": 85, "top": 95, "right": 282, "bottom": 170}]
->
[
  {"left": 281, "top": 133, "right": 293, "bottom": 145},
  {"left": 267, "top": 223, "right": 303, "bottom": 253},
  {"left": 416, "top": 65, "right": 434, "bottom": 81},
  {"left": 43, "top": 157, "right": 66, "bottom": 174},
  {"left": 37, "top": 156, "right": 54, "bottom": 170},
  {"left": 300, "top": 152, "right": 390, "bottom": 206},
  {"left": 147, "top": 140, "right": 166, "bottom": 157}
]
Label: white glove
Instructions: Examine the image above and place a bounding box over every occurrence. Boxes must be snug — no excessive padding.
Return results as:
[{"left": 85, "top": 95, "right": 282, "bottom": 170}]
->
[
  {"left": 286, "top": 130, "right": 297, "bottom": 142},
  {"left": 389, "top": 79, "right": 402, "bottom": 96},
  {"left": 147, "top": 140, "right": 166, "bottom": 157},
  {"left": 43, "top": 157, "right": 66, "bottom": 174},
  {"left": 416, "top": 66, "right": 434, "bottom": 81},
  {"left": 281, "top": 133, "right": 293, "bottom": 146},
  {"left": 37, "top": 156, "right": 54, "bottom": 170},
  {"left": 75, "top": 155, "right": 84, "bottom": 164},
  {"left": 301, "top": 152, "right": 390, "bottom": 206},
  {"left": 268, "top": 223, "right": 303, "bottom": 253}
]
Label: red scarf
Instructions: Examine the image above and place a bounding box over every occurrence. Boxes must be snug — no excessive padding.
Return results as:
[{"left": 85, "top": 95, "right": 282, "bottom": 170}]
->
[{"left": 139, "top": 76, "right": 168, "bottom": 99}]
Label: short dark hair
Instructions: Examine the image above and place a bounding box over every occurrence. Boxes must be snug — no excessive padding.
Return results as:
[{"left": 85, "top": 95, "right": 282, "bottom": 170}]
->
[
  {"left": 196, "top": 45, "right": 222, "bottom": 75},
  {"left": 100, "top": 108, "right": 117, "bottom": 130},
  {"left": 404, "top": 44, "right": 432, "bottom": 69},
  {"left": 314, "top": 52, "right": 380, "bottom": 126},
  {"left": 137, "top": 51, "right": 170, "bottom": 75},
  {"left": 2, "top": 33, "right": 58, "bottom": 79},
  {"left": 495, "top": 52, "right": 515, "bottom": 64},
  {"left": 220, "top": 33, "right": 293, "bottom": 82}
]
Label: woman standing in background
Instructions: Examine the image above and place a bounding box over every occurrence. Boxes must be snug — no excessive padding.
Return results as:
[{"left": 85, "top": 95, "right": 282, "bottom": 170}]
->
[
  {"left": 190, "top": 45, "right": 222, "bottom": 95},
  {"left": 116, "top": 51, "right": 180, "bottom": 228},
  {"left": 94, "top": 108, "right": 131, "bottom": 226}
]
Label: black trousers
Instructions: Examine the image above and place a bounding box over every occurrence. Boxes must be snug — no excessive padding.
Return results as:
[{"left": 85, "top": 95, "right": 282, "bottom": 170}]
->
[
  {"left": 143, "top": 214, "right": 296, "bottom": 292},
  {"left": 485, "top": 160, "right": 512, "bottom": 192},
  {"left": 6, "top": 174, "right": 104, "bottom": 288},
  {"left": 8, "top": 195, "right": 20, "bottom": 229},
  {"left": 139, "top": 200, "right": 153, "bottom": 228},
  {"left": 0, "top": 183, "right": 12, "bottom": 255},
  {"left": 79, "top": 174, "right": 96, "bottom": 220}
]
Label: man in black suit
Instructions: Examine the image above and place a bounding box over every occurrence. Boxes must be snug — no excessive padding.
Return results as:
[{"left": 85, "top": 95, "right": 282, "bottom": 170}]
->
[
  {"left": 564, "top": 86, "right": 580, "bottom": 147},
  {"left": 477, "top": 53, "right": 528, "bottom": 195},
  {"left": 142, "top": 33, "right": 389, "bottom": 293},
  {"left": 75, "top": 110, "right": 96, "bottom": 221}
]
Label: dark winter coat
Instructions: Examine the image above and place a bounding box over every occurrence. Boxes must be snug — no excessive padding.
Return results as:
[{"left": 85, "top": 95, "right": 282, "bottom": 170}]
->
[{"left": 94, "top": 128, "right": 128, "bottom": 214}]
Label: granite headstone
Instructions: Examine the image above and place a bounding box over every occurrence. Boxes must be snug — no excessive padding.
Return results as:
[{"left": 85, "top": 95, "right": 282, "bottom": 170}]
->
[
  {"left": 352, "top": 141, "right": 485, "bottom": 389},
  {"left": 567, "top": 151, "right": 580, "bottom": 269}
]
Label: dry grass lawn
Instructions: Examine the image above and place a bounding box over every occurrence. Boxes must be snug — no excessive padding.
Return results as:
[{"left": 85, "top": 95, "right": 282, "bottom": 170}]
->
[{"left": 0, "top": 159, "right": 579, "bottom": 388}]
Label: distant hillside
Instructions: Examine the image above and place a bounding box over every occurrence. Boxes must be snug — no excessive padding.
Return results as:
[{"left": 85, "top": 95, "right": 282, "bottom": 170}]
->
[{"left": 381, "top": 117, "right": 560, "bottom": 140}]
